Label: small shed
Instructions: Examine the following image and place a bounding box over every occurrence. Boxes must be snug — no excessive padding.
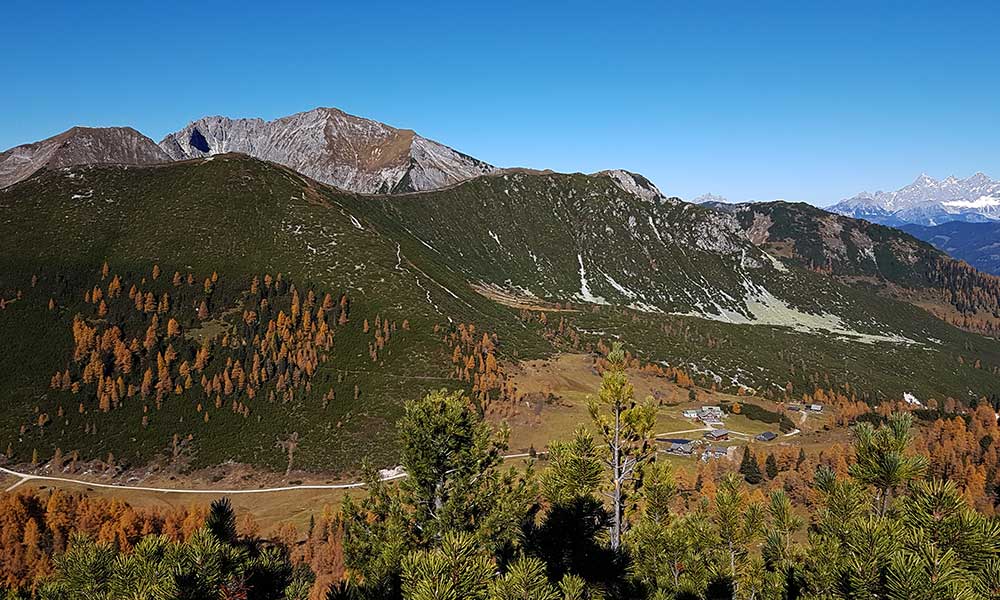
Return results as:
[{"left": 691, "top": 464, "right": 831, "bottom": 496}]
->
[{"left": 755, "top": 431, "right": 778, "bottom": 442}]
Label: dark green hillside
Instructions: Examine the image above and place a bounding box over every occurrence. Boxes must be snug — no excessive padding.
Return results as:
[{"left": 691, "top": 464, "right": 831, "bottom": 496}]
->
[
  {"left": 5, "top": 157, "right": 1000, "bottom": 474},
  {"left": 725, "top": 201, "right": 943, "bottom": 282},
  {"left": 0, "top": 156, "right": 541, "bottom": 472},
  {"left": 348, "top": 171, "right": 773, "bottom": 318},
  {"left": 346, "top": 173, "right": 1000, "bottom": 403}
]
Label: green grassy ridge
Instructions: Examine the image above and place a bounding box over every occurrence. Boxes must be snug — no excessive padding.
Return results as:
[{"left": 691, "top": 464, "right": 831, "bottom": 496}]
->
[
  {"left": 343, "top": 170, "right": 1000, "bottom": 402},
  {"left": 346, "top": 174, "right": 953, "bottom": 338}
]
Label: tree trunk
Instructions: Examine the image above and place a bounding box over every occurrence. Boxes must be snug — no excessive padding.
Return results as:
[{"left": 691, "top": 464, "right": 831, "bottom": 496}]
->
[
  {"left": 611, "top": 405, "right": 622, "bottom": 550},
  {"left": 879, "top": 487, "right": 890, "bottom": 516}
]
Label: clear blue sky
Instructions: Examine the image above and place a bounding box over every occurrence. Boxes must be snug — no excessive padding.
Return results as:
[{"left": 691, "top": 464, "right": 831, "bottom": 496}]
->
[{"left": 2, "top": 1, "right": 998, "bottom": 205}]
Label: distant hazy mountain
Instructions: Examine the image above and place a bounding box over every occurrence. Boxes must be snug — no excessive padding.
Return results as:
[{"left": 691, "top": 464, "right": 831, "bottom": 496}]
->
[
  {"left": 0, "top": 126, "right": 170, "bottom": 189},
  {"left": 159, "top": 107, "right": 498, "bottom": 194},
  {"left": 901, "top": 221, "right": 1000, "bottom": 275},
  {"left": 829, "top": 173, "right": 1000, "bottom": 226},
  {"left": 693, "top": 193, "right": 730, "bottom": 205}
]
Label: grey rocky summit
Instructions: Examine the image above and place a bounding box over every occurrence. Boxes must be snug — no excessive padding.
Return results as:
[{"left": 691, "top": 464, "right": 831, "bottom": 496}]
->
[
  {"left": 0, "top": 127, "right": 170, "bottom": 189},
  {"left": 159, "top": 107, "right": 498, "bottom": 194}
]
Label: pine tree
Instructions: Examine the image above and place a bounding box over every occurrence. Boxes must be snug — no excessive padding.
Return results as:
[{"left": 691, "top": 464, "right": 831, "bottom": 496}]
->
[
  {"left": 765, "top": 453, "right": 779, "bottom": 479},
  {"left": 850, "top": 412, "right": 928, "bottom": 515},
  {"left": 740, "top": 447, "right": 763, "bottom": 484},
  {"left": 588, "top": 342, "right": 656, "bottom": 550},
  {"left": 206, "top": 497, "right": 238, "bottom": 544}
]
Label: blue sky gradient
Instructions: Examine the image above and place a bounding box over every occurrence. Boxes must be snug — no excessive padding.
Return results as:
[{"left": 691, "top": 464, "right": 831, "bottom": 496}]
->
[{"left": 2, "top": 1, "right": 998, "bottom": 205}]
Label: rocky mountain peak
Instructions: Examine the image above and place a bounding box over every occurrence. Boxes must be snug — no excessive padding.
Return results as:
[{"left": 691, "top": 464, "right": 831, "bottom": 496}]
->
[
  {"left": 158, "top": 107, "right": 497, "bottom": 194},
  {"left": 597, "top": 169, "right": 666, "bottom": 203},
  {"left": 0, "top": 126, "right": 169, "bottom": 189}
]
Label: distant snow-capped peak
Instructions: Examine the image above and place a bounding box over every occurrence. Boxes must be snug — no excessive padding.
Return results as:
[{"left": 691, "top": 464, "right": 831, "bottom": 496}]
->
[
  {"left": 829, "top": 172, "right": 1000, "bottom": 226},
  {"left": 693, "top": 193, "right": 730, "bottom": 204}
]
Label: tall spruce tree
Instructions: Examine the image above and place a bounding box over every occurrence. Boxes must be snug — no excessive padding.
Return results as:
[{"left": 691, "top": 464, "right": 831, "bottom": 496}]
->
[{"left": 765, "top": 452, "right": 779, "bottom": 480}]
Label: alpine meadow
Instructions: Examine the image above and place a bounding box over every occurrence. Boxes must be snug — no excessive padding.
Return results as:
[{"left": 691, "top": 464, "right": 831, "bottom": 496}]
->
[{"left": 3, "top": 2, "right": 1000, "bottom": 599}]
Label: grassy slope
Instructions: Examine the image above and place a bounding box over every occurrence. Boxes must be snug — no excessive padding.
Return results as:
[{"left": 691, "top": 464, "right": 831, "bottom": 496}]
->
[{"left": 344, "top": 172, "right": 772, "bottom": 316}]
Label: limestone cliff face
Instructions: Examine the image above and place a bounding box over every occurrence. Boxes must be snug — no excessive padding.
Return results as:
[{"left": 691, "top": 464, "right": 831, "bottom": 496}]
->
[{"left": 159, "top": 107, "right": 497, "bottom": 194}]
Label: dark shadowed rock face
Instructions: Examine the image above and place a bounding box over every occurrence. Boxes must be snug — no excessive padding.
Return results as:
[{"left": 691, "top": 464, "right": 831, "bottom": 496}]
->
[
  {"left": 159, "top": 107, "right": 498, "bottom": 194},
  {"left": 0, "top": 126, "right": 170, "bottom": 189}
]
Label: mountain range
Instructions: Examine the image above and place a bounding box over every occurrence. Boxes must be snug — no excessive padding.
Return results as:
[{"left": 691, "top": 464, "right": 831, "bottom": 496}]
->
[
  {"left": 4, "top": 107, "right": 1000, "bottom": 471},
  {"left": 0, "top": 107, "right": 496, "bottom": 194},
  {"left": 829, "top": 172, "right": 1000, "bottom": 226}
]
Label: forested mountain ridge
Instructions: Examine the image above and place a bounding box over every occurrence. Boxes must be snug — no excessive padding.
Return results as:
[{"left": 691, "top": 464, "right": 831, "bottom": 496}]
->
[
  {"left": 4, "top": 156, "right": 1000, "bottom": 476},
  {"left": 902, "top": 220, "right": 1000, "bottom": 276}
]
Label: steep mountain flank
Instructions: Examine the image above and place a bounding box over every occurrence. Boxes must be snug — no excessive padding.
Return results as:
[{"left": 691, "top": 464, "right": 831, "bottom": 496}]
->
[
  {"left": 159, "top": 107, "right": 497, "bottom": 194},
  {"left": 0, "top": 127, "right": 170, "bottom": 189},
  {"left": 717, "top": 201, "right": 1000, "bottom": 335}
]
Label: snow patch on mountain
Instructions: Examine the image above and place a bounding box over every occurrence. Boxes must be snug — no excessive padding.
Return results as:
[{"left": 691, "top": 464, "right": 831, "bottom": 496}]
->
[
  {"left": 575, "top": 254, "right": 608, "bottom": 304},
  {"left": 942, "top": 195, "right": 1000, "bottom": 209},
  {"left": 676, "top": 277, "right": 917, "bottom": 345}
]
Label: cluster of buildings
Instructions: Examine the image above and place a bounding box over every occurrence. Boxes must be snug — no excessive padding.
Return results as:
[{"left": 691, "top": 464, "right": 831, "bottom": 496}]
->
[{"left": 660, "top": 402, "right": 789, "bottom": 462}]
